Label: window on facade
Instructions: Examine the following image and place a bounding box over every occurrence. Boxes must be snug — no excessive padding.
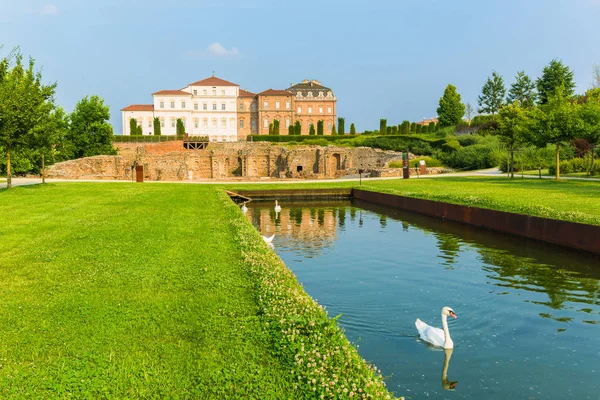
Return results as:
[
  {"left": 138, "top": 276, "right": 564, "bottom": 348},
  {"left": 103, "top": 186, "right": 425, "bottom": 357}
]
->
[
  {"left": 251, "top": 103, "right": 256, "bottom": 111},
  {"left": 319, "top": 107, "right": 323, "bottom": 113},
  {"left": 286, "top": 101, "right": 290, "bottom": 109},
  {"left": 212, "top": 118, "right": 217, "bottom": 128},
  {"left": 275, "top": 101, "right": 280, "bottom": 109},
  {"left": 297, "top": 107, "right": 302, "bottom": 114},
  {"left": 308, "top": 107, "right": 312, "bottom": 114},
  {"left": 203, "top": 89, "right": 207, "bottom": 95},
  {"left": 182, "top": 101, "right": 186, "bottom": 109},
  {"left": 148, "top": 119, "right": 152, "bottom": 127},
  {"left": 212, "top": 89, "right": 217, "bottom": 95},
  {"left": 160, "top": 119, "right": 164, "bottom": 127},
  {"left": 221, "top": 103, "right": 226, "bottom": 111},
  {"left": 194, "top": 120, "right": 199, "bottom": 128},
  {"left": 239, "top": 103, "right": 244, "bottom": 111},
  {"left": 171, "top": 119, "right": 176, "bottom": 128},
  {"left": 263, "top": 118, "right": 268, "bottom": 128},
  {"left": 263, "top": 101, "right": 268, "bottom": 109},
  {"left": 194, "top": 103, "right": 198, "bottom": 110},
  {"left": 203, "top": 118, "right": 208, "bottom": 128},
  {"left": 193, "top": 89, "right": 197, "bottom": 95},
  {"left": 221, "top": 90, "right": 225, "bottom": 95},
  {"left": 212, "top": 103, "right": 217, "bottom": 110},
  {"left": 327, "top": 107, "right": 332, "bottom": 113},
  {"left": 203, "top": 103, "right": 207, "bottom": 110},
  {"left": 286, "top": 118, "right": 290, "bottom": 128},
  {"left": 240, "top": 120, "right": 245, "bottom": 129},
  {"left": 170, "top": 101, "right": 175, "bottom": 109},
  {"left": 251, "top": 119, "right": 257, "bottom": 130},
  {"left": 328, "top": 122, "right": 332, "bottom": 132},
  {"left": 221, "top": 118, "right": 227, "bottom": 128},
  {"left": 160, "top": 101, "right": 164, "bottom": 108}
]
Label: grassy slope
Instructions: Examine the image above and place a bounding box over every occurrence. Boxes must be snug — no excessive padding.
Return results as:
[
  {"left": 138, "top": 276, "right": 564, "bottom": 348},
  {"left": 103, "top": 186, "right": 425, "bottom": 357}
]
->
[
  {"left": 226, "top": 176, "right": 600, "bottom": 226},
  {"left": 0, "top": 183, "right": 297, "bottom": 398}
]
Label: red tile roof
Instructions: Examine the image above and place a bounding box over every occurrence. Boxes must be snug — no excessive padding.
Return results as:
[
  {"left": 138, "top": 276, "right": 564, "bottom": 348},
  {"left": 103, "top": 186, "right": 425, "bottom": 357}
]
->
[
  {"left": 121, "top": 104, "right": 154, "bottom": 111},
  {"left": 239, "top": 89, "right": 256, "bottom": 97},
  {"left": 152, "top": 90, "right": 191, "bottom": 96},
  {"left": 188, "top": 76, "right": 239, "bottom": 87},
  {"left": 258, "top": 89, "right": 293, "bottom": 96}
]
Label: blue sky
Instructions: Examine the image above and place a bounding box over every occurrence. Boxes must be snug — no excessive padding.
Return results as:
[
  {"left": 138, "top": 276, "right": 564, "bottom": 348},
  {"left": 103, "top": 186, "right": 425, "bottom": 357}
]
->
[{"left": 2, "top": 0, "right": 599, "bottom": 132}]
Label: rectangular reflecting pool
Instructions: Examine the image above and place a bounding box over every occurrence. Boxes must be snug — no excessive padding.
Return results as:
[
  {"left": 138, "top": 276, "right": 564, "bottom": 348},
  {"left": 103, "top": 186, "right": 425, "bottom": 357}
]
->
[{"left": 245, "top": 199, "right": 600, "bottom": 399}]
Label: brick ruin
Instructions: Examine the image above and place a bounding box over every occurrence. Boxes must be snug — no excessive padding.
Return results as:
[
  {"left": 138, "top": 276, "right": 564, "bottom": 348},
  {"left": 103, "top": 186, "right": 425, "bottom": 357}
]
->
[{"left": 46, "top": 141, "right": 411, "bottom": 181}]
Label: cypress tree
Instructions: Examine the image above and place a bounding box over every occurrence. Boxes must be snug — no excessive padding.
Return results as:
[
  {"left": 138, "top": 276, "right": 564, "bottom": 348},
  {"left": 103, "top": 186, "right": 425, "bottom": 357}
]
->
[
  {"left": 130, "top": 118, "right": 138, "bottom": 135},
  {"left": 338, "top": 117, "right": 345, "bottom": 136},
  {"left": 331, "top": 124, "right": 337, "bottom": 135},
  {"left": 317, "top": 120, "right": 324, "bottom": 135},
  {"left": 391, "top": 126, "right": 398, "bottom": 135},
  {"left": 428, "top": 122, "right": 436, "bottom": 132},
  {"left": 273, "top": 119, "right": 280, "bottom": 135},
  {"left": 288, "top": 125, "right": 294, "bottom": 135},
  {"left": 268, "top": 123, "right": 273, "bottom": 135},
  {"left": 437, "top": 84, "right": 466, "bottom": 127},
  {"left": 410, "top": 122, "right": 417, "bottom": 132},
  {"left": 379, "top": 119, "right": 387, "bottom": 136},
  {"left": 176, "top": 118, "right": 185, "bottom": 135},
  {"left": 416, "top": 124, "right": 422, "bottom": 133},
  {"left": 294, "top": 121, "right": 302, "bottom": 135},
  {"left": 153, "top": 117, "right": 161, "bottom": 135},
  {"left": 350, "top": 123, "right": 356, "bottom": 135},
  {"left": 309, "top": 123, "right": 316, "bottom": 135},
  {"left": 401, "top": 120, "right": 410, "bottom": 134}
]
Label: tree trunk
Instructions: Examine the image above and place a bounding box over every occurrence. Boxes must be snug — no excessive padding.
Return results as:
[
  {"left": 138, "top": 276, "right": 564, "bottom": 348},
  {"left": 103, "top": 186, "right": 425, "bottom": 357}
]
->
[
  {"left": 510, "top": 148, "right": 514, "bottom": 179},
  {"left": 42, "top": 153, "right": 46, "bottom": 184},
  {"left": 6, "top": 144, "right": 11, "bottom": 189},
  {"left": 555, "top": 144, "right": 560, "bottom": 180}
]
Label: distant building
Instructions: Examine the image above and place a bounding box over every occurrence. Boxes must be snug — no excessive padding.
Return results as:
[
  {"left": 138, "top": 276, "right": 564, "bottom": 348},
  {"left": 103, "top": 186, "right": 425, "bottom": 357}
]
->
[
  {"left": 416, "top": 118, "right": 438, "bottom": 126},
  {"left": 121, "top": 77, "right": 337, "bottom": 141}
]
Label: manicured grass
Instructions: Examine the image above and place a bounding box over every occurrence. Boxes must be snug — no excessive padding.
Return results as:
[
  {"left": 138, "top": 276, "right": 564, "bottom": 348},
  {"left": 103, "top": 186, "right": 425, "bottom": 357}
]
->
[
  {"left": 0, "top": 184, "right": 297, "bottom": 398},
  {"left": 226, "top": 176, "right": 600, "bottom": 226},
  {"left": 0, "top": 183, "right": 395, "bottom": 399},
  {"left": 520, "top": 169, "right": 600, "bottom": 179}
]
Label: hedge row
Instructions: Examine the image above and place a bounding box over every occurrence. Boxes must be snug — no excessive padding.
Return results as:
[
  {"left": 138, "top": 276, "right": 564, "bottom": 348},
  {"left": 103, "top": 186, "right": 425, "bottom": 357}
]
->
[
  {"left": 247, "top": 135, "right": 358, "bottom": 143},
  {"left": 113, "top": 135, "right": 185, "bottom": 143}
]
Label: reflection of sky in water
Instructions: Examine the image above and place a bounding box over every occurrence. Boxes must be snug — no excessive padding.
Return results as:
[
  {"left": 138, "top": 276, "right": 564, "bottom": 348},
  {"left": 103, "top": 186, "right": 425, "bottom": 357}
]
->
[{"left": 247, "top": 200, "right": 600, "bottom": 399}]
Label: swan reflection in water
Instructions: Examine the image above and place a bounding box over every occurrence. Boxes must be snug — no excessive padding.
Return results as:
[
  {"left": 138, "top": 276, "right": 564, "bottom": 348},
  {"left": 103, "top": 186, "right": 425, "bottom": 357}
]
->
[{"left": 441, "top": 348, "right": 458, "bottom": 390}]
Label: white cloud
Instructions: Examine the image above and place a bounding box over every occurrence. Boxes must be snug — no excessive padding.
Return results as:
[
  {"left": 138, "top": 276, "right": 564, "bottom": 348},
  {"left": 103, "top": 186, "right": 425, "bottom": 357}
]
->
[
  {"left": 207, "top": 42, "right": 239, "bottom": 57},
  {"left": 41, "top": 4, "right": 58, "bottom": 15},
  {"left": 182, "top": 43, "right": 241, "bottom": 60}
]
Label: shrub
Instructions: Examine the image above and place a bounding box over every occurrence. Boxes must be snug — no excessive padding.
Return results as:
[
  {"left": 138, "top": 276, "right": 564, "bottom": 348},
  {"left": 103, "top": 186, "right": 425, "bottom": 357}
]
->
[
  {"left": 389, "top": 156, "right": 444, "bottom": 168},
  {"left": 436, "top": 136, "right": 503, "bottom": 170},
  {"left": 456, "top": 135, "right": 480, "bottom": 147}
]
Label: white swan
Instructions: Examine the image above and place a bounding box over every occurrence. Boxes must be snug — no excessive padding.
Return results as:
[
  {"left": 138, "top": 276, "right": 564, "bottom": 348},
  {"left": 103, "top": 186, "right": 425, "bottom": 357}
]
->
[
  {"left": 274, "top": 200, "right": 281, "bottom": 213},
  {"left": 415, "top": 306, "right": 458, "bottom": 349},
  {"left": 241, "top": 202, "right": 248, "bottom": 213},
  {"left": 262, "top": 234, "right": 275, "bottom": 244}
]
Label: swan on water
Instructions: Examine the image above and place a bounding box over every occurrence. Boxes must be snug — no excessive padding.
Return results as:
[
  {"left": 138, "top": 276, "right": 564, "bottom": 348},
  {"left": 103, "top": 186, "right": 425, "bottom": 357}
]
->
[
  {"left": 415, "top": 306, "right": 458, "bottom": 349},
  {"left": 262, "top": 234, "right": 275, "bottom": 244},
  {"left": 274, "top": 200, "right": 281, "bottom": 213},
  {"left": 241, "top": 202, "right": 248, "bottom": 213}
]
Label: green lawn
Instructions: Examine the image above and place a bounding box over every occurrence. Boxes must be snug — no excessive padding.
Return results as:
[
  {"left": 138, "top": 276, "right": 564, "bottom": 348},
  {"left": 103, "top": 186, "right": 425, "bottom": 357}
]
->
[
  {"left": 520, "top": 169, "right": 600, "bottom": 179},
  {"left": 226, "top": 176, "right": 600, "bottom": 226},
  {"left": 0, "top": 183, "right": 394, "bottom": 399}
]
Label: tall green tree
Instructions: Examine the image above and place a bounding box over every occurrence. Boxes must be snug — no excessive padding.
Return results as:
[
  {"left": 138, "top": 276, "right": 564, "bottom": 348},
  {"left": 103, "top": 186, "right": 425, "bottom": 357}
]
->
[
  {"left": 317, "top": 120, "right": 324, "bottom": 135},
  {"left": 536, "top": 59, "right": 576, "bottom": 104},
  {"left": 268, "top": 123, "right": 273, "bottom": 135},
  {"left": 331, "top": 124, "right": 337, "bottom": 135},
  {"left": 288, "top": 124, "right": 294, "bottom": 135},
  {"left": 401, "top": 120, "right": 410, "bottom": 134},
  {"left": 507, "top": 71, "right": 536, "bottom": 108},
  {"left": 416, "top": 124, "right": 422, "bottom": 133},
  {"left": 379, "top": 119, "right": 387, "bottom": 136},
  {"left": 273, "top": 119, "right": 280, "bottom": 135},
  {"left": 580, "top": 88, "right": 600, "bottom": 173},
  {"left": 478, "top": 72, "right": 506, "bottom": 120},
  {"left": 309, "top": 123, "right": 315, "bottom": 135},
  {"left": 428, "top": 121, "right": 436, "bottom": 132},
  {"left": 66, "top": 95, "right": 115, "bottom": 159},
  {"left": 337, "top": 117, "right": 345, "bottom": 135},
  {"left": 153, "top": 117, "right": 161, "bottom": 135},
  {"left": 391, "top": 126, "right": 397, "bottom": 135},
  {"left": 0, "top": 50, "right": 56, "bottom": 188},
  {"left": 294, "top": 120, "right": 301, "bottom": 135},
  {"left": 130, "top": 118, "right": 138, "bottom": 135},
  {"left": 350, "top": 123, "right": 356, "bottom": 135},
  {"left": 32, "top": 106, "right": 69, "bottom": 183},
  {"left": 529, "top": 88, "right": 583, "bottom": 179},
  {"left": 437, "top": 84, "right": 466, "bottom": 127},
  {"left": 410, "top": 122, "right": 417, "bottom": 132},
  {"left": 176, "top": 118, "right": 185, "bottom": 135},
  {"left": 497, "top": 103, "right": 529, "bottom": 178}
]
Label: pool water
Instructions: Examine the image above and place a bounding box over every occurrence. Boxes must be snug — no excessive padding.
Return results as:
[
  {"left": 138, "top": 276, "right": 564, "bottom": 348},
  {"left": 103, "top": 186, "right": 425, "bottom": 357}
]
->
[{"left": 245, "top": 200, "right": 600, "bottom": 399}]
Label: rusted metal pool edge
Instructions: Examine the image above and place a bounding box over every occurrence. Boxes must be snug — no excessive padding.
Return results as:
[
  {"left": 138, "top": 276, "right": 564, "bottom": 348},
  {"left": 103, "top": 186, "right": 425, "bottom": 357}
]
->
[
  {"left": 231, "top": 188, "right": 600, "bottom": 255},
  {"left": 352, "top": 189, "right": 600, "bottom": 255}
]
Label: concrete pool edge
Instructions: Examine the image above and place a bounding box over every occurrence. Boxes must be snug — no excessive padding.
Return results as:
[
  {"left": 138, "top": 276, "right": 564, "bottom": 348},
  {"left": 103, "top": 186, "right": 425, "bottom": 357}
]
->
[{"left": 352, "top": 188, "right": 600, "bottom": 255}]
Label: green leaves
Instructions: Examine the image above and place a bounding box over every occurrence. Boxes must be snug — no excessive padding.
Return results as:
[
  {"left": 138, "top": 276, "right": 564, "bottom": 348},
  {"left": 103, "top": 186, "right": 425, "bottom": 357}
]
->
[
  {"left": 437, "top": 84, "right": 466, "bottom": 127},
  {"left": 508, "top": 71, "right": 536, "bottom": 108},
  {"left": 67, "top": 95, "right": 115, "bottom": 159},
  {"left": 536, "top": 59, "right": 576, "bottom": 104},
  {"left": 478, "top": 72, "right": 506, "bottom": 119}
]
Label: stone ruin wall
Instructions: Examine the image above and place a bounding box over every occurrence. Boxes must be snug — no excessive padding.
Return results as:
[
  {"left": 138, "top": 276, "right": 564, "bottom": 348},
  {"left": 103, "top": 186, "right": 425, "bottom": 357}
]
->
[{"left": 47, "top": 141, "right": 409, "bottom": 181}]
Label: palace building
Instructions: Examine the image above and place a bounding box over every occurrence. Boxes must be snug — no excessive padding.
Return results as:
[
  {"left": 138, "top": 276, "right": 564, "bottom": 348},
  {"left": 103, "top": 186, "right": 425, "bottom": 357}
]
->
[{"left": 121, "top": 77, "right": 336, "bottom": 141}]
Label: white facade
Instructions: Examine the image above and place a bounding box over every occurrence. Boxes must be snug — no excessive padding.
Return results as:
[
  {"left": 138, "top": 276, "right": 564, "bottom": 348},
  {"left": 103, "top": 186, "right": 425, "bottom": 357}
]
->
[{"left": 121, "top": 77, "right": 240, "bottom": 142}]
